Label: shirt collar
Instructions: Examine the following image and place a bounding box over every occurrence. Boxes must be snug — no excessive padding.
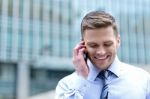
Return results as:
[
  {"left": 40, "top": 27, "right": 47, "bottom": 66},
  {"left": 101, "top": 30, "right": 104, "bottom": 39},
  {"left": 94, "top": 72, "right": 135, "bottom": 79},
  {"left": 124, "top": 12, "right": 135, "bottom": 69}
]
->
[
  {"left": 107, "top": 56, "right": 122, "bottom": 78},
  {"left": 87, "top": 56, "right": 122, "bottom": 81},
  {"left": 87, "top": 59, "right": 100, "bottom": 81}
]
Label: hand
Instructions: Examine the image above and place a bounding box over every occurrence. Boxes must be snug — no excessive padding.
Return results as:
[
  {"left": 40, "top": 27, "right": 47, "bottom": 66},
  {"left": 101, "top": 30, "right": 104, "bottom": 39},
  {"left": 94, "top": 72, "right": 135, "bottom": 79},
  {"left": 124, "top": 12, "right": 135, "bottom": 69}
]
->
[{"left": 72, "top": 41, "right": 89, "bottom": 78}]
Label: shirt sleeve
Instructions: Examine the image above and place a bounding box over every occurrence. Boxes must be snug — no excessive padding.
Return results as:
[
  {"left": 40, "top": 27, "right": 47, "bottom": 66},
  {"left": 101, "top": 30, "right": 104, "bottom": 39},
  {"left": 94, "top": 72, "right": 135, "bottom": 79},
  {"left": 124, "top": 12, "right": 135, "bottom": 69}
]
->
[{"left": 55, "top": 74, "right": 85, "bottom": 99}]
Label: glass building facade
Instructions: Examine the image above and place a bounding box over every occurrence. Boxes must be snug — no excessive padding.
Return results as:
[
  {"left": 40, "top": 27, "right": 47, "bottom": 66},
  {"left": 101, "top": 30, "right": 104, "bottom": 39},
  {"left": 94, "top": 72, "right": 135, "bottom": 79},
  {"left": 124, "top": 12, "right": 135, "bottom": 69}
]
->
[{"left": 0, "top": 0, "right": 150, "bottom": 98}]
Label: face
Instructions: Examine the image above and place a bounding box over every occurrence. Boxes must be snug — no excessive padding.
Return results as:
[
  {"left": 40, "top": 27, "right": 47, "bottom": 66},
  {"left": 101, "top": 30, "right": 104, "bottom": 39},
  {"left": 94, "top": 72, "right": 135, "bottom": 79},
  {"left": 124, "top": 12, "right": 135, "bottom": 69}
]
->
[{"left": 83, "top": 26, "right": 120, "bottom": 70}]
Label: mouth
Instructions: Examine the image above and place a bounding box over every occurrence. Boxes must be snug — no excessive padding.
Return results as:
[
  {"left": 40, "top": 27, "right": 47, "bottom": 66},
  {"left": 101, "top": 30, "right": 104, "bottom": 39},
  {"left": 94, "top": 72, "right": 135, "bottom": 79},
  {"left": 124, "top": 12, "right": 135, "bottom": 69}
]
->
[{"left": 94, "top": 55, "right": 109, "bottom": 60}]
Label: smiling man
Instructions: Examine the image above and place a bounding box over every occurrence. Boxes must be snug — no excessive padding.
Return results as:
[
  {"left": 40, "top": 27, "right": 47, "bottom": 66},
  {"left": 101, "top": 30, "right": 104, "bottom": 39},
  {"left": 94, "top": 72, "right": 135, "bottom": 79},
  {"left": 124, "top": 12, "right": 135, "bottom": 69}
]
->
[
  {"left": 55, "top": 11, "right": 150, "bottom": 99},
  {"left": 83, "top": 26, "right": 120, "bottom": 71}
]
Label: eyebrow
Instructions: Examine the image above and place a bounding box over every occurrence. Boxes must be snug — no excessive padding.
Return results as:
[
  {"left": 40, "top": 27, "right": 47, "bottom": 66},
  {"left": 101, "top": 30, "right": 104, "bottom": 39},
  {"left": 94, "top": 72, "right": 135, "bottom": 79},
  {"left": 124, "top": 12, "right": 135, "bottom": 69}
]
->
[
  {"left": 104, "top": 41, "right": 113, "bottom": 43},
  {"left": 87, "top": 40, "right": 113, "bottom": 44},
  {"left": 86, "top": 42, "right": 97, "bottom": 45}
]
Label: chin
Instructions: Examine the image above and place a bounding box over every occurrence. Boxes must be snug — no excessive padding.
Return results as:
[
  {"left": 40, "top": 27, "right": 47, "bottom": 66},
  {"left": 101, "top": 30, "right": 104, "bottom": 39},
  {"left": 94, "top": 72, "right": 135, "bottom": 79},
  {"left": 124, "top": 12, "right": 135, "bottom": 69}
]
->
[
  {"left": 94, "top": 60, "right": 111, "bottom": 70},
  {"left": 97, "top": 64, "right": 109, "bottom": 70}
]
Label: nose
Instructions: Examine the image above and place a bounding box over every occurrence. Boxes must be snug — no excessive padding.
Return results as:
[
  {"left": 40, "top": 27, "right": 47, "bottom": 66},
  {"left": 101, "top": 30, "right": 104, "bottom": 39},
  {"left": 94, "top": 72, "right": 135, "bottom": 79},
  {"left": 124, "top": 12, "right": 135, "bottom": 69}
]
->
[{"left": 96, "top": 46, "right": 106, "bottom": 55}]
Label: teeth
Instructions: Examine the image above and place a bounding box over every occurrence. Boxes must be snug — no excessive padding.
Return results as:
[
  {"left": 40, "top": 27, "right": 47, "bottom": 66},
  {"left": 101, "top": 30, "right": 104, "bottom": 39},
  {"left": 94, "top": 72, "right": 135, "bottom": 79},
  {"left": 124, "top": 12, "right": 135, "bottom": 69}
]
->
[{"left": 96, "top": 56, "right": 107, "bottom": 60}]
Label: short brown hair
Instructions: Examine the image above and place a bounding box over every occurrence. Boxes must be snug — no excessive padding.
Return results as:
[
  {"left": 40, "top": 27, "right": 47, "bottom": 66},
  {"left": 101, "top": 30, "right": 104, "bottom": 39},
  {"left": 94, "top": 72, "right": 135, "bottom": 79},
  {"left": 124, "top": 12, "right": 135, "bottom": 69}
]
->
[{"left": 81, "top": 11, "right": 118, "bottom": 39}]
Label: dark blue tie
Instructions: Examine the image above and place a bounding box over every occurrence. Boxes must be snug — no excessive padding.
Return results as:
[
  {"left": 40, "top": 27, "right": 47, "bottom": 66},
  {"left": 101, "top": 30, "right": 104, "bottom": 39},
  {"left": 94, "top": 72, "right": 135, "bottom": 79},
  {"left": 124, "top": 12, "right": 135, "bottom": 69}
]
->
[{"left": 98, "top": 70, "right": 109, "bottom": 99}]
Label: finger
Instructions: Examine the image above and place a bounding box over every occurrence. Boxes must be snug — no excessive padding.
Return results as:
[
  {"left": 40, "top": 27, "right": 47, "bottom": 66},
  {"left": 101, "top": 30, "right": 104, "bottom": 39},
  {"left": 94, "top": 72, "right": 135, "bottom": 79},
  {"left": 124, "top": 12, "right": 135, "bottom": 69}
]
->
[
  {"left": 73, "top": 47, "right": 85, "bottom": 65},
  {"left": 73, "top": 42, "right": 86, "bottom": 58}
]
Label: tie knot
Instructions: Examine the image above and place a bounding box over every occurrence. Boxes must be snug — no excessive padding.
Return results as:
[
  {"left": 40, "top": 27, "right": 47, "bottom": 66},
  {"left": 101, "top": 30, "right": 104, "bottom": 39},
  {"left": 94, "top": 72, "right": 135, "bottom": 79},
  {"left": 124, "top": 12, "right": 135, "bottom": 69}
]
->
[{"left": 98, "top": 70, "right": 109, "bottom": 80}]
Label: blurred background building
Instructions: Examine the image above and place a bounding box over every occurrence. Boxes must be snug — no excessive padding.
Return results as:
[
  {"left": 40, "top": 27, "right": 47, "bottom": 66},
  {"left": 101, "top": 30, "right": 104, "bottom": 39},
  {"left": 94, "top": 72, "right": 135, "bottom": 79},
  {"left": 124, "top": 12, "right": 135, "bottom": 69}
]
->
[{"left": 0, "top": 0, "right": 150, "bottom": 99}]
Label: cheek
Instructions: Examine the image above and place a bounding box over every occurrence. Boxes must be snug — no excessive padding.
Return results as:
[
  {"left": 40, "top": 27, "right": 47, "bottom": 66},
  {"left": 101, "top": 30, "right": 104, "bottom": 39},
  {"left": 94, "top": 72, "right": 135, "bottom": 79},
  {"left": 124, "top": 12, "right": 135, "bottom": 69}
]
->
[
  {"left": 86, "top": 48, "right": 95, "bottom": 55},
  {"left": 87, "top": 47, "right": 94, "bottom": 52},
  {"left": 110, "top": 47, "right": 117, "bottom": 54}
]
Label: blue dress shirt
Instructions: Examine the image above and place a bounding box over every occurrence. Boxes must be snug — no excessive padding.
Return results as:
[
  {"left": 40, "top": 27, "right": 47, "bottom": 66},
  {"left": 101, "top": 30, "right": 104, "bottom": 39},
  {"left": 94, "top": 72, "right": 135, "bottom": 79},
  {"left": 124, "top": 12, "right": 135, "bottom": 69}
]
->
[{"left": 55, "top": 56, "right": 150, "bottom": 99}]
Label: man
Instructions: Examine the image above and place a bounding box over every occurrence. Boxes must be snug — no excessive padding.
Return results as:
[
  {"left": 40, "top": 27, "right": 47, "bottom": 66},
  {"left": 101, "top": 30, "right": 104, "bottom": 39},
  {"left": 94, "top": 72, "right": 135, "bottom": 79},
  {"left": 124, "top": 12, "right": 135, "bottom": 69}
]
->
[{"left": 55, "top": 11, "right": 150, "bottom": 99}]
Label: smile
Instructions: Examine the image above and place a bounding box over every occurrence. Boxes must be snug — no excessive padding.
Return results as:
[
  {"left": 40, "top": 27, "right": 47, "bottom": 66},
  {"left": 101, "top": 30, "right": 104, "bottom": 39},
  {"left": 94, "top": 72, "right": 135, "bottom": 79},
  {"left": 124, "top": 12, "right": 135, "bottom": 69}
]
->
[{"left": 95, "top": 55, "right": 109, "bottom": 60}]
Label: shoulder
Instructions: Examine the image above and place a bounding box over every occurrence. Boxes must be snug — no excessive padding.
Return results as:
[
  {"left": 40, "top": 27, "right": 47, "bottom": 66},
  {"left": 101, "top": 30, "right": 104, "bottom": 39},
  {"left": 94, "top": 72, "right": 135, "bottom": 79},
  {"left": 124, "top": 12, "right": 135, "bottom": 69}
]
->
[{"left": 121, "top": 62, "right": 150, "bottom": 79}]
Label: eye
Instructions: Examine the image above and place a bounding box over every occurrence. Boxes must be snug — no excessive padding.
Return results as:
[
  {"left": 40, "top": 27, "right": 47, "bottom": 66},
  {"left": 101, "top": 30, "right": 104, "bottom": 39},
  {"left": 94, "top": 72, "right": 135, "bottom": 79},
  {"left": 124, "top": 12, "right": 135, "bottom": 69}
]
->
[
  {"left": 104, "top": 42, "right": 113, "bottom": 47},
  {"left": 88, "top": 44, "right": 98, "bottom": 48}
]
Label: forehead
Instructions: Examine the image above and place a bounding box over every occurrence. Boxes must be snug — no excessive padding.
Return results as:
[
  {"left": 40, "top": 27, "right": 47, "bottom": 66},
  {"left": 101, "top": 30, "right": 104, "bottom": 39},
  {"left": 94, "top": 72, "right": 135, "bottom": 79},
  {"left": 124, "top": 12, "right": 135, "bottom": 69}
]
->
[{"left": 83, "top": 26, "right": 116, "bottom": 42}]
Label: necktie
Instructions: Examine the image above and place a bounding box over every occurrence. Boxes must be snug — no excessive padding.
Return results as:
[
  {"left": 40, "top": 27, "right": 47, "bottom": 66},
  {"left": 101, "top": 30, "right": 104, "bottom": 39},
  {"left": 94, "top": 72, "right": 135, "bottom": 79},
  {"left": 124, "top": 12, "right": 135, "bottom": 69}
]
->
[{"left": 98, "top": 70, "right": 109, "bottom": 99}]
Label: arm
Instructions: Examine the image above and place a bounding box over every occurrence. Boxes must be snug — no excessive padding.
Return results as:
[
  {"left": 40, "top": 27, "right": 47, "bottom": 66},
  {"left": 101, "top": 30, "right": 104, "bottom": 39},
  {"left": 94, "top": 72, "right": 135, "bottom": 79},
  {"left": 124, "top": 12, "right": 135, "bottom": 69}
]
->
[
  {"left": 55, "top": 74, "right": 84, "bottom": 99},
  {"left": 55, "top": 42, "right": 89, "bottom": 99},
  {"left": 55, "top": 80, "right": 74, "bottom": 99},
  {"left": 72, "top": 41, "right": 89, "bottom": 78}
]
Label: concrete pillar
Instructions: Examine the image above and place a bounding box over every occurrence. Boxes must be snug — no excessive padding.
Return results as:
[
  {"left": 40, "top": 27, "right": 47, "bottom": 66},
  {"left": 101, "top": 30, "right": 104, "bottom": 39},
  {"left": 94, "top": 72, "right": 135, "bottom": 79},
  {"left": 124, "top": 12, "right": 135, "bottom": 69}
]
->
[{"left": 16, "top": 61, "right": 30, "bottom": 99}]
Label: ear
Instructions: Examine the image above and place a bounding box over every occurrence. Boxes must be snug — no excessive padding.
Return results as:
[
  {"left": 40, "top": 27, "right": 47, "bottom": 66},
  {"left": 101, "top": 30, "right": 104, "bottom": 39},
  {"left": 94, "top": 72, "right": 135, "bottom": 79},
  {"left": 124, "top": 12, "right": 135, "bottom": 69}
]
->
[{"left": 116, "top": 34, "right": 121, "bottom": 49}]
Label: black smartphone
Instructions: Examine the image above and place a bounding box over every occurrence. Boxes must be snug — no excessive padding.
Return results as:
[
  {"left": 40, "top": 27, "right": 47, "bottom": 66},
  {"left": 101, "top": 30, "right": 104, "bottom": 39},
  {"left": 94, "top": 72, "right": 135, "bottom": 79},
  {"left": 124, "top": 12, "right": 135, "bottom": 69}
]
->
[
  {"left": 81, "top": 39, "right": 88, "bottom": 62},
  {"left": 83, "top": 52, "right": 88, "bottom": 62}
]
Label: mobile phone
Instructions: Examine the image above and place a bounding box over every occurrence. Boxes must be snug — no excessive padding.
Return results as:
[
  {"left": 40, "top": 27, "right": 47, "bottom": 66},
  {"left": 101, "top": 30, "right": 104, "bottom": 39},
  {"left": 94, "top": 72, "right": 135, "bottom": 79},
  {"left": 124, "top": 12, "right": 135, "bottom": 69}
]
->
[
  {"left": 83, "top": 52, "right": 88, "bottom": 62},
  {"left": 81, "top": 39, "right": 88, "bottom": 62}
]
